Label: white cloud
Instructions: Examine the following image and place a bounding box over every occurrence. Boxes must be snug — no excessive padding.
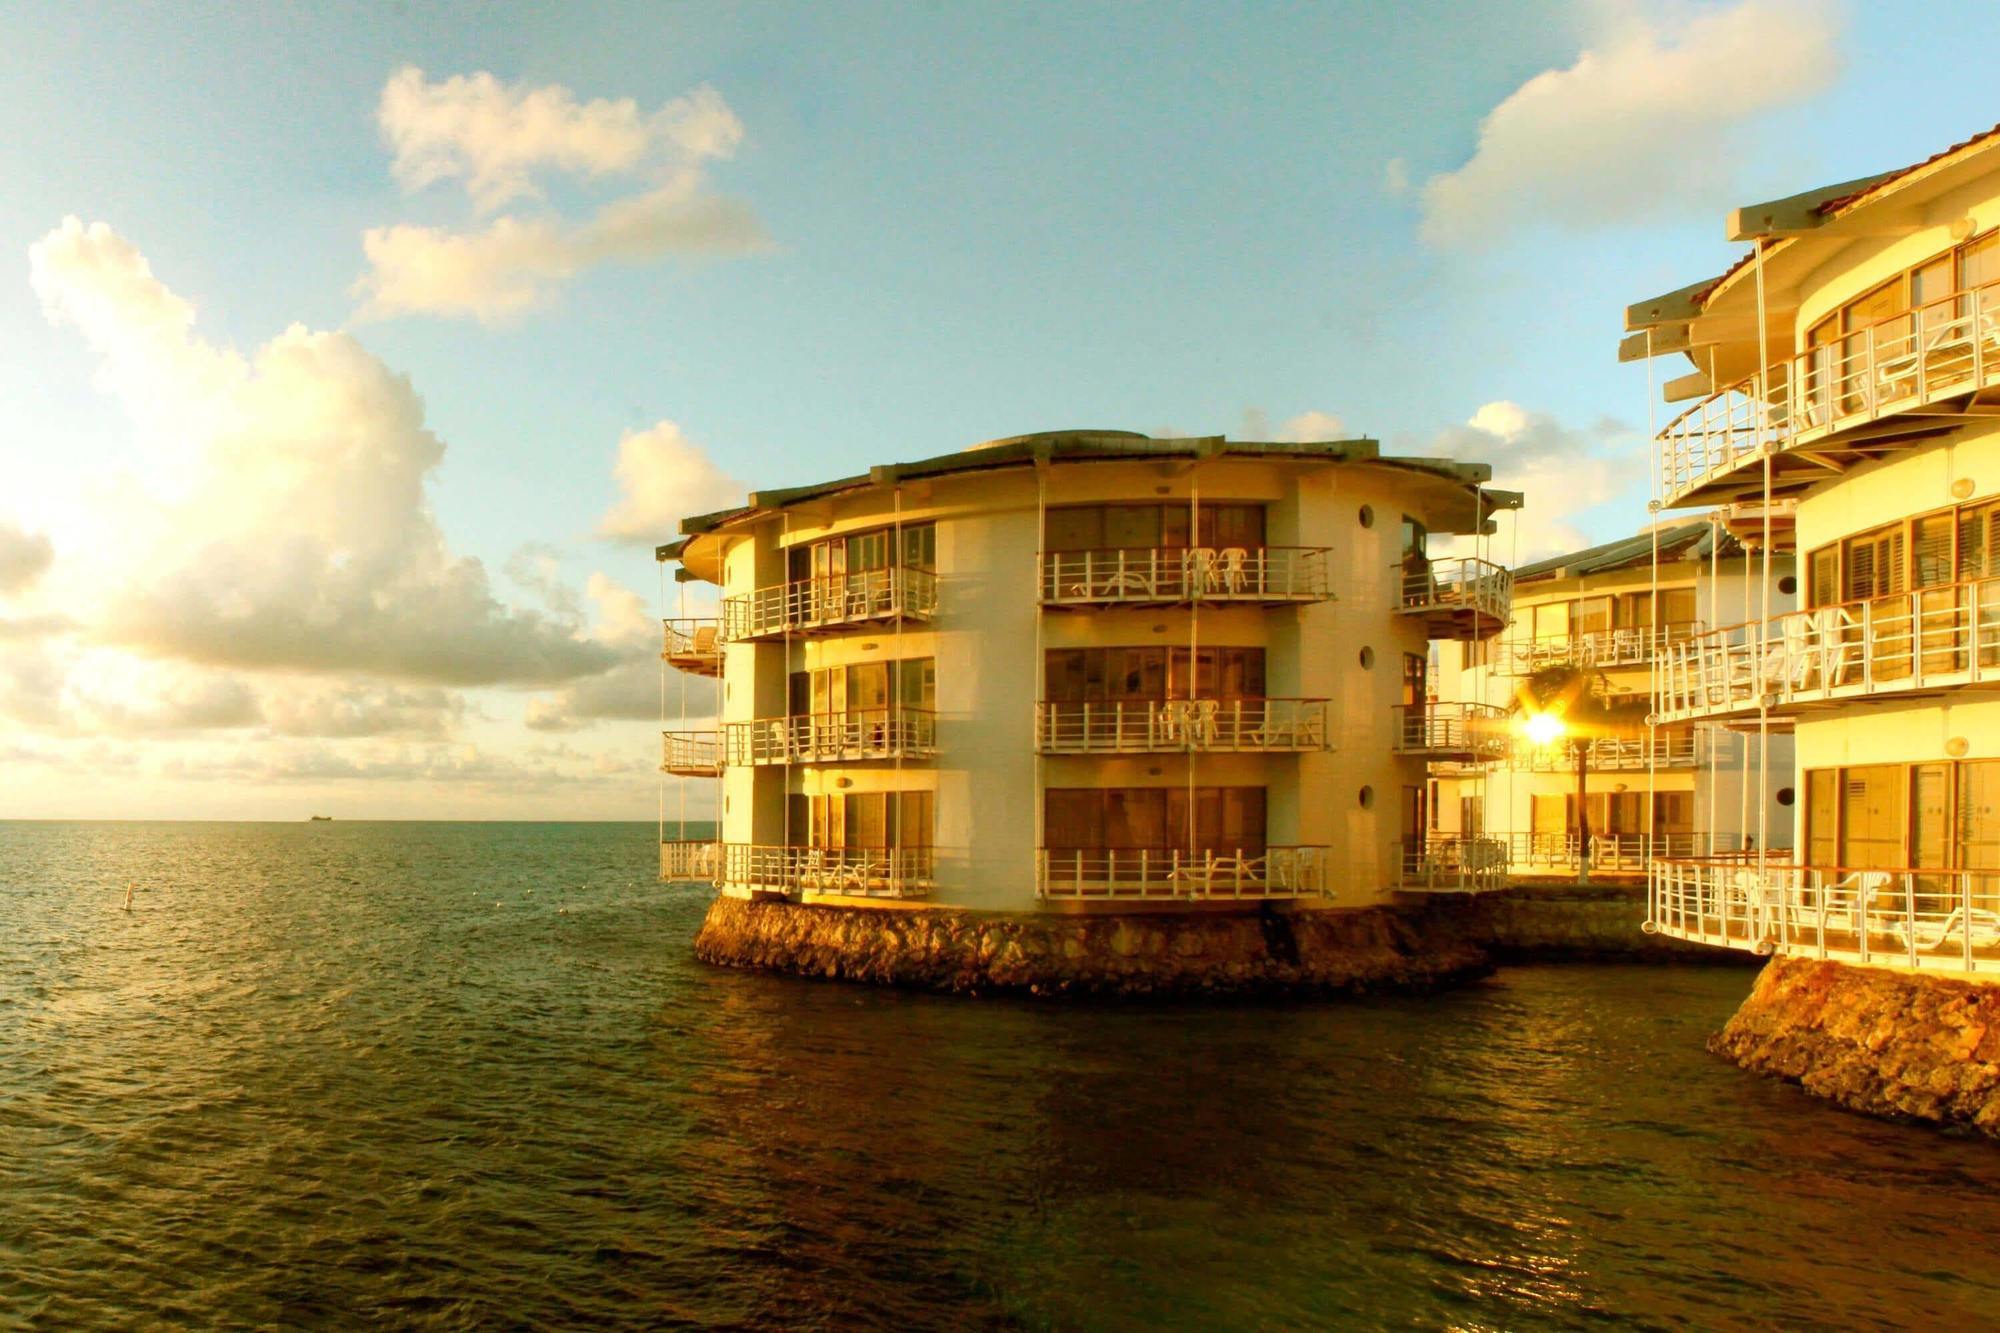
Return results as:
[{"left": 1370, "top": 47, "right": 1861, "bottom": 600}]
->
[
  {"left": 1424, "top": 401, "right": 1639, "bottom": 561},
  {"left": 30, "top": 217, "right": 616, "bottom": 689},
  {"left": 357, "top": 68, "right": 767, "bottom": 323},
  {"left": 1275, "top": 410, "right": 1349, "bottom": 442},
  {"left": 1417, "top": 0, "right": 1841, "bottom": 247},
  {"left": 524, "top": 574, "right": 682, "bottom": 731},
  {"left": 597, "top": 419, "right": 746, "bottom": 545},
  {"left": 0, "top": 523, "right": 54, "bottom": 596}
]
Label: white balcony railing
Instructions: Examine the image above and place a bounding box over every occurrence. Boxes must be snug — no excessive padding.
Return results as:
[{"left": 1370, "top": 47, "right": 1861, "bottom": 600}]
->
[
  {"left": 1036, "top": 845, "right": 1329, "bottom": 901},
  {"left": 1395, "top": 836, "right": 1508, "bottom": 893},
  {"left": 1039, "top": 546, "right": 1331, "bottom": 606},
  {"left": 1036, "top": 698, "right": 1329, "bottom": 753},
  {"left": 1497, "top": 623, "right": 1702, "bottom": 676},
  {"left": 1650, "top": 857, "right": 2000, "bottom": 974},
  {"left": 722, "top": 843, "right": 935, "bottom": 898},
  {"left": 1391, "top": 702, "right": 1509, "bottom": 761},
  {"left": 724, "top": 709, "right": 937, "bottom": 766},
  {"left": 660, "top": 839, "right": 721, "bottom": 884},
  {"left": 1500, "top": 831, "right": 1745, "bottom": 874},
  {"left": 720, "top": 568, "right": 937, "bottom": 642},
  {"left": 660, "top": 730, "right": 724, "bottom": 777},
  {"left": 1397, "top": 557, "right": 1511, "bottom": 639},
  {"left": 661, "top": 617, "right": 722, "bottom": 676},
  {"left": 1514, "top": 732, "right": 1703, "bottom": 772},
  {"left": 1659, "top": 278, "right": 2000, "bottom": 505},
  {"left": 1655, "top": 578, "right": 2000, "bottom": 723}
]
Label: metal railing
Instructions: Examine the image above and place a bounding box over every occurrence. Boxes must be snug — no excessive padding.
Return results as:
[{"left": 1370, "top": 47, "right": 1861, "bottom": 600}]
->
[
  {"left": 1395, "top": 836, "right": 1508, "bottom": 893},
  {"left": 1513, "top": 732, "right": 1703, "bottom": 772},
  {"left": 660, "top": 839, "right": 721, "bottom": 884},
  {"left": 1391, "top": 701, "right": 1509, "bottom": 760},
  {"left": 1036, "top": 697, "right": 1329, "bottom": 753},
  {"left": 1038, "top": 546, "right": 1331, "bottom": 606},
  {"left": 1501, "top": 830, "right": 1746, "bottom": 874},
  {"left": 1650, "top": 857, "right": 2000, "bottom": 974},
  {"left": 1655, "top": 577, "right": 2000, "bottom": 722},
  {"left": 1036, "top": 845, "right": 1329, "bottom": 901},
  {"left": 1496, "top": 622, "right": 1702, "bottom": 675},
  {"left": 724, "top": 709, "right": 938, "bottom": 765},
  {"left": 661, "top": 617, "right": 722, "bottom": 676},
  {"left": 720, "top": 567, "right": 938, "bottom": 641},
  {"left": 721, "top": 843, "right": 935, "bottom": 898},
  {"left": 1397, "top": 557, "right": 1512, "bottom": 633},
  {"left": 1659, "top": 277, "right": 2000, "bottom": 504},
  {"left": 660, "top": 730, "right": 724, "bottom": 776}
]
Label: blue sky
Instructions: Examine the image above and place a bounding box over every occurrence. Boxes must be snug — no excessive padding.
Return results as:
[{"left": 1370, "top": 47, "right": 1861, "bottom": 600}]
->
[{"left": 2, "top": 0, "right": 1997, "bottom": 817}]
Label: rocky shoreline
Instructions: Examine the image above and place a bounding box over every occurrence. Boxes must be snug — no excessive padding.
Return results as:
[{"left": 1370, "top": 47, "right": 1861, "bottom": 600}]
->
[
  {"left": 694, "top": 895, "right": 1491, "bottom": 997},
  {"left": 1711, "top": 956, "right": 2000, "bottom": 1139}
]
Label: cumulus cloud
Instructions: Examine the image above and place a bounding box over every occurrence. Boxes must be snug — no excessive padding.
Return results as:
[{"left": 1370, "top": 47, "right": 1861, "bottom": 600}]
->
[
  {"left": 31, "top": 217, "right": 615, "bottom": 688},
  {"left": 597, "top": 419, "right": 747, "bottom": 544},
  {"left": 356, "top": 68, "right": 767, "bottom": 322},
  {"left": 1424, "top": 401, "right": 1639, "bottom": 560},
  {"left": 0, "top": 523, "right": 54, "bottom": 596},
  {"left": 1416, "top": 0, "right": 1842, "bottom": 247},
  {"left": 523, "top": 574, "right": 683, "bottom": 732}
]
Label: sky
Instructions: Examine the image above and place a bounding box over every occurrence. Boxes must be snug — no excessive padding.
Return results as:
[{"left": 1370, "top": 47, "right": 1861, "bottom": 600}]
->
[{"left": 2, "top": 0, "right": 1997, "bottom": 819}]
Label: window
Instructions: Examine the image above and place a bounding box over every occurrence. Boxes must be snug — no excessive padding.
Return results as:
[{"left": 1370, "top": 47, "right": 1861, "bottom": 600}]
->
[
  {"left": 1042, "top": 787, "right": 1266, "bottom": 853},
  {"left": 1043, "top": 503, "right": 1267, "bottom": 552},
  {"left": 787, "top": 522, "right": 935, "bottom": 581},
  {"left": 791, "top": 658, "right": 936, "bottom": 715},
  {"left": 1801, "top": 761, "right": 2000, "bottom": 910},
  {"left": 800, "top": 791, "right": 932, "bottom": 849},
  {"left": 1043, "top": 647, "right": 1265, "bottom": 701}
]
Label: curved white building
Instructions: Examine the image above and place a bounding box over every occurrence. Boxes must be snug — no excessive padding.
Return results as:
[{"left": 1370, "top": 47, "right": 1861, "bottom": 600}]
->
[
  {"left": 658, "top": 430, "right": 1518, "bottom": 916},
  {"left": 1628, "top": 128, "right": 2000, "bottom": 977}
]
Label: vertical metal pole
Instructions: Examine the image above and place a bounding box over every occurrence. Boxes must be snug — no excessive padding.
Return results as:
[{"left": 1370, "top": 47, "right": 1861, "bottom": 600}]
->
[{"left": 1754, "top": 237, "right": 1773, "bottom": 883}]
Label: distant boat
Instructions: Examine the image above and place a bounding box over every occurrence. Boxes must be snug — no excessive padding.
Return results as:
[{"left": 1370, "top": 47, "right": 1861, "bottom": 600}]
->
[{"left": 309, "top": 815, "right": 332, "bottom": 822}]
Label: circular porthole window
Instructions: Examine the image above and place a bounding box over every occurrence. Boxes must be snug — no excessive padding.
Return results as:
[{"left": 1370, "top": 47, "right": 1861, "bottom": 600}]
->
[
  {"left": 1359, "top": 646, "right": 1375, "bottom": 669},
  {"left": 1778, "top": 575, "right": 1798, "bottom": 596},
  {"left": 1358, "top": 504, "right": 1375, "bottom": 529},
  {"left": 1777, "top": 787, "right": 1796, "bottom": 807},
  {"left": 1358, "top": 785, "right": 1375, "bottom": 809}
]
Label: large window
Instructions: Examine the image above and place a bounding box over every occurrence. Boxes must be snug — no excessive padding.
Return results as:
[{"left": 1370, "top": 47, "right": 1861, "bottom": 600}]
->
[
  {"left": 789, "top": 658, "right": 935, "bottom": 715},
  {"left": 1802, "top": 759, "right": 2000, "bottom": 874},
  {"left": 786, "top": 521, "right": 936, "bottom": 582},
  {"left": 1043, "top": 787, "right": 1265, "bottom": 852},
  {"left": 1043, "top": 503, "right": 1266, "bottom": 552},
  {"left": 791, "top": 790, "right": 934, "bottom": 850},
  {"left": 1522, "top": 586, "right": 1696, "bottom": 639},
  {"left": 1805, "top": 499, "right": 2000, "bottom": 605},
  {"left": 1043, "top": 647, "right": 1265, "bottom": 702}
]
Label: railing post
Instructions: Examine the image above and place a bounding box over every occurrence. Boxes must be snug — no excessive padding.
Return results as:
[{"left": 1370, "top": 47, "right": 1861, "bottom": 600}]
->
[
  {"left": 1907, "top": 872, "right": 1919, "bottom": 969},
  {"left": 1964, "top": 870, "right": 1975, "bottom": 973}
]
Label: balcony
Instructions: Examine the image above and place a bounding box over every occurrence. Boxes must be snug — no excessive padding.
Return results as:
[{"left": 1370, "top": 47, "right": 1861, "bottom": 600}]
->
[
  {"left": 1650, "top": 857, "right": 2000, "bottom": 975},
  {"left": 722, "top": 843, "right": 934, "bottom": 898},
  {"left": 724, "top": 709, "right": 937, "bottom": 766},
  {"left": 1395, "top": 836, "right": 1507, "bottom": 893},
  {"left": 720, "top": 567, "right": 937, "bottom": 642},
  {"left": 1655, "top": 579, "right": 2000, "bottom": 723},
  {"left": 1659, "top": 280, "right": 2000, "bottom": 508},
  {"left": 1515, "top": 732, "right": 1703, "bottom": 772},
  {"left": 661, "top": 617, "right": 722, "bottom": 677},
  {"left": 1396, "top": 558, "right": 1511, "bottom": 640},
  {"left": 1391, "top": 702, "right": 1508, "bottom": 763},
  {"left": 1036, "top": 697, "right": 1329, "bottom": 754},
  {"left": 1036, "top": 845, "right": 1329, "bottom": 901},
  {"left": 1497, "top": 623, "right": 1701, "bottom": 676},
  {"left": 1500, "top": 831, "right": 1742, "bottom": 875},
  {"left": 660, "top": 838, "right": 721, "bottom": 884},
  {"left": 660, "top": 730, "right": 724, "bottom": 777},
  {"left": 1039, "top": 546, "right": 1331, "bottom": 607}
]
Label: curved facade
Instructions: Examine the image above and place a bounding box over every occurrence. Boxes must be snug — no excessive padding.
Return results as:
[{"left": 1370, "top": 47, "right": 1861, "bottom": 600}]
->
[
  {"left": 1629, "top": 130, "right": 2000, "bottom": 975},
  {"left": 658, "top": 431, "right": 1517, "bottom": 915}
]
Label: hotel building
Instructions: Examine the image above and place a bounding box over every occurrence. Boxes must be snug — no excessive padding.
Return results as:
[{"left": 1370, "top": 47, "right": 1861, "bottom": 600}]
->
[
  {"left": 1628, "top": 128, "right": 2000, "bottom": 975},
  {"left": 657, "top": 430, "right": 1519, "bottom": 912},
  {"left": 1428, "top": 520, "right": 1794, "bottom": 878}
]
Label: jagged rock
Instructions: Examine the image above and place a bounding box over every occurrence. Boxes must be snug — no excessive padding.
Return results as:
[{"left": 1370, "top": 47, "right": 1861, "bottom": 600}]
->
[
  {"left": 1712, "top": 957, "right": 2000, "bottom": 1138},
  {"left": 694, "top": 896, "right": 1492, "bottom": 997}
]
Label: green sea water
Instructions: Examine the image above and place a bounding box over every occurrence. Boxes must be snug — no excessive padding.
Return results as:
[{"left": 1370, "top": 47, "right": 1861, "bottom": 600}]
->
[{"left": 3, "top": 820, "right": 1998, "bottom": 1328}]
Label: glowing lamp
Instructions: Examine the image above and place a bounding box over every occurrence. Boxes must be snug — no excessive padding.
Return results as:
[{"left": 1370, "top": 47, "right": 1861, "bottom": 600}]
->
[{"left": 1523, "top": 712, "right": 1567, "bottom": 746}]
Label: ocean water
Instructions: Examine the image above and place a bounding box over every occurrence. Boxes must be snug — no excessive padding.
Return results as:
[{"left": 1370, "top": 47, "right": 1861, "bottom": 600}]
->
[{"left": 4, "top": 820, "right": 1999, "bottom": 1329}]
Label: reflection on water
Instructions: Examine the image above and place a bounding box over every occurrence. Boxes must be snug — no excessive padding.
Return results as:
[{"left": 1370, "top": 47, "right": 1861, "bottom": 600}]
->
[{"left": 4, "top": 821, "right": 1998, "bottom": 1328}]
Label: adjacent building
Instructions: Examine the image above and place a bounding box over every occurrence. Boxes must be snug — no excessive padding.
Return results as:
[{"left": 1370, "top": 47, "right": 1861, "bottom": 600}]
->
[
  {"left": 1627, "top": 127, "right": 2000, "bottom": 975},
  {"left": 658, "top": 430, "right": 1519, "bottom": 914},
  {"left": 1429, "top": 519, "right": 1795, "bottom": 878}
]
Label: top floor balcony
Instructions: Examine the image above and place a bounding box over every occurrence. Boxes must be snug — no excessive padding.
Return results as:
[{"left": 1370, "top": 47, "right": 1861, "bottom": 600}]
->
[
  {"left": 1497, "top": 622, "right": 1702, "bottom": 675},
  {"left": 720, "top": 567, "right": 937, "bottom": 642},
  {"left": 1659, "top": 277, "right": 2000, "bottom": 508},
  {"left": 661, "top": 617, "right": 722, "bottom": 677},
  {"left": 1654, "top": 576, "right": 2000, "bottom": 723},
  {"left": 1039, "top": 546, "right": 1330, "bottom": 607},
  {"left": 1396, "top": 558, "right": 1511, "bottom": 641}
]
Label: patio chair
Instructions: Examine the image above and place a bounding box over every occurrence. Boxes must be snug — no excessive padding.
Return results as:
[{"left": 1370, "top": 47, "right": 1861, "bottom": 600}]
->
[
  {"left": 1894, "top": 905, "right": 2000, "bottom": 953},
  {"left": 1216, "top": 547, "right": 1249, "bottom": 595}
]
